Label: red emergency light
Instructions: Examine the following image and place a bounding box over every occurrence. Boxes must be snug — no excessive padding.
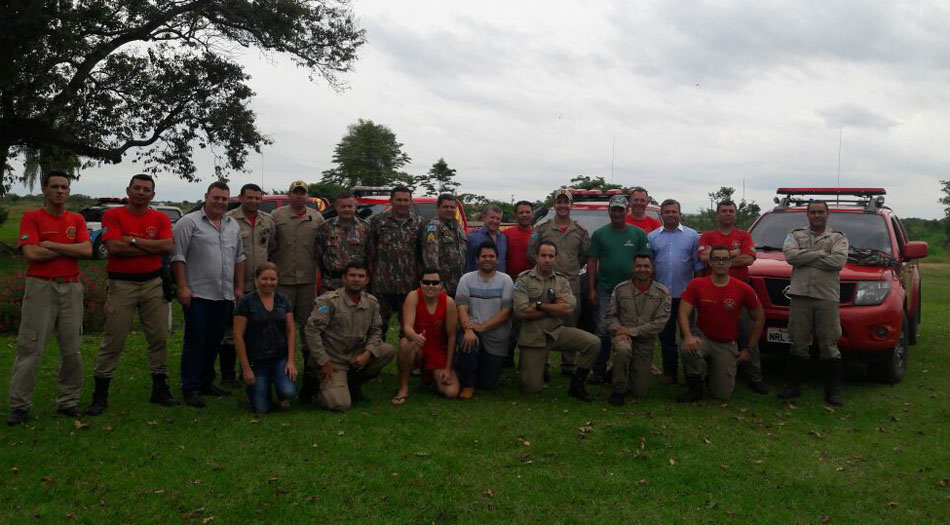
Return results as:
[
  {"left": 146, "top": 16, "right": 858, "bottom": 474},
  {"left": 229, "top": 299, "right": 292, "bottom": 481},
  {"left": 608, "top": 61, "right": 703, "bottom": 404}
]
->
[{"left": 776, "top": 188, "right": 886, "bottom": 197}]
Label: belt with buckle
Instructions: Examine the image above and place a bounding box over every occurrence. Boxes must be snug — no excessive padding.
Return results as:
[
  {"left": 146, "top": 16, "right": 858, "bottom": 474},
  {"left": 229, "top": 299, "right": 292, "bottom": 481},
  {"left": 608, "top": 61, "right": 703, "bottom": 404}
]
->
[{"left": 30, "top": 275, "right": 80, "bottom": 284}]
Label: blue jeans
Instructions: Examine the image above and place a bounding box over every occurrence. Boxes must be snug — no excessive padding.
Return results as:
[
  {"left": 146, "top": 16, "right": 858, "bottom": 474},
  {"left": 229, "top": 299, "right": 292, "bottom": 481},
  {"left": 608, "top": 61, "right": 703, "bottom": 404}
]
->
[
  {"left": 245, "top": 357, "right": 297, "bottom": 413},
  {"left": 593, "top": 288, "right": 614, "bottom": 375},
  {"left": 456, "top": 334, "right": 506, "bottom": 389},
  {"left": 181, "top": 298, "right": 233, "bottom": 391}
]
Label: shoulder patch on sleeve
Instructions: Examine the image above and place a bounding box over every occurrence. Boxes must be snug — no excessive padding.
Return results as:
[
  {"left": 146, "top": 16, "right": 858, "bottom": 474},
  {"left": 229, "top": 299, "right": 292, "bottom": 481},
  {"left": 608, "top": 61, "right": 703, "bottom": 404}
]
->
[
  {"left": 21, "top": 233, "right": 28, "bottom": 240},
  {"left": 318, "top": 304, "right": 330, "bottom": 314},
  {"left": 427, "top": 224, "right": 437, "bottom": 232},
  {"left": 784, "top": 233, "right": 793, "bottom": 244},
  {"left": 530, "top": 231, "right": 539, "bottom": 239},
  {"left": 513, "top": 280, "right": 520, "bottom": 289}
]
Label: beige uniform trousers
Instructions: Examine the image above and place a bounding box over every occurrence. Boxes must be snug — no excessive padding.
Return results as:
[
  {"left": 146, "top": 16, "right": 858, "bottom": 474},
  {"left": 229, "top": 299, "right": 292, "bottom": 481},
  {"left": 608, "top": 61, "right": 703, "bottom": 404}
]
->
[
  {"left": 520, "top": 327, "right": 598, "bottom": 393},
  {"left": 611, "top": 336, "right": 656, "bottom": 398},
  {"left": 94, "top": 277, "right": 169, "bottom": 377},
  {"left": 278, "top": 283, "right": 317, "bottom": 364},
  {"left": 788, "top": 296, "right": 842, "bottom": 360},
  {"left": 737, "top": 307, "right": 763, "bottom": 382},
  {"left": 681, "top": 329, "right": 739, "bottom": 401},
  {"left": 558, "top": 288, "right": 583, "bottom": 371},
  {"left": 8, "top": 278, "right": 84, "bottom": 410},
  {"left": 319, "top": 343, "right": 396, "bottom": 412}
]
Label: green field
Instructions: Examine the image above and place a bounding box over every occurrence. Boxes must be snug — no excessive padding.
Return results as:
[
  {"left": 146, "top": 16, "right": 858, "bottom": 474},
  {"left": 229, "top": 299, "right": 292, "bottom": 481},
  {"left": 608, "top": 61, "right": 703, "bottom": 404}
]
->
[{"left": 0, "top": 256, "right": 948, "bottom": 523}]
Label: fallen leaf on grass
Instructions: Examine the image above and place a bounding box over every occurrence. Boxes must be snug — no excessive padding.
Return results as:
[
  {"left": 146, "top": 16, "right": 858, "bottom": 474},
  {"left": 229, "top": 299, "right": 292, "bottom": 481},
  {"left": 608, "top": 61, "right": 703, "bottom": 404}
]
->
[
  {"left": 787, "top": 404, "right": 798, "bottom": 410},
  {"left": 885, "top": 501, "right": 899, "bottom": 508},
  {"left": 414, "top": 451, "right": 430, "bottom": 457},
  {"left": 668, "top": 458, "right": 675, "bottom": 466},
  {"left": 249, "top": 419, "right": 259, "bottom": 424},
  {"left": 146, "top": 420, "right": 158, "bottom": 426},
  {"left": 702, "top": 437, "right": 711, "bottom": 445},
  {"left": 65, "top": 512, "right": 77, "bottom": 519},
  {"left": 280, "top": 422, "right": 291, "bottom": 427},
  {"left": 311, "top": 443, "right": 318, "bottom": 448},
  {"left": 637, "top": 479, "right": 648, "bottom": 485},
  {"left": 809, "top": 430, "right": 822, "bottom": 438},
  {"left": 753, "top": 460, "right": 763, "bottom": 465},
  {"left": 890, "top": 415, "right": 901, "bottom": 422},
  {"left": 202, "top": 517, "right": 215, "bottom": 524},
  {"left": 102, "top": 425, "right": 113, "bottom": 432},
  {"left": 824, "top": 406, "right": 836, "bottom": 413},
  {"left": 483, "top": 489, "right": 495, "bottom": 498},
  {"left": 938, "top": 478, "right": 948, "bottom": 487},
  {"left": 336, "top": 430, "right": 345, "bottom": 436},
  {"left": 267, "top": 477, "right": 279, "bottom": 483},
  {"left": 518, "top": 437, "right": 532, "bottom": 446},
  {"left": 820, "top": 516, "right": 831, "bottom": 523},
  {"left": 836, "top": 467, "right": 845, "bottom": 472},
  {"left": 73, "top": 420, "right": 90, "bottom": 430},
  {"left": 41, "top": 476, "right": 54, "bottom": 486},
  {"left": 720, "top": 465, "right": 730, "bottom": 471},
  {"left": 10, "top": 466, "right": 19, "bottom": 474}
]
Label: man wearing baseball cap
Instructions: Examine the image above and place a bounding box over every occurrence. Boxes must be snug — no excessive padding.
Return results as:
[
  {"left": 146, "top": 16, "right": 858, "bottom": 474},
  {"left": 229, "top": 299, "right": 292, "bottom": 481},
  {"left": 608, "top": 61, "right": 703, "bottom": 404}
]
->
[
  {"left": 271, "top": 180, "right": 324, "bottom": 402},
  {"left": 587, "top": 194, "right": 652, "bottom": 383}
]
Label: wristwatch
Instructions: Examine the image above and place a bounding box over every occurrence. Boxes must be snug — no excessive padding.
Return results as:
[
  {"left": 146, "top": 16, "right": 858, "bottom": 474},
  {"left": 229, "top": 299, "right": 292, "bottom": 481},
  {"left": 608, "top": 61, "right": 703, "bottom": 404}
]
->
[
  {"left": 130, "top": 237, "right": 138, "bottom": 247},
  {"left": 535, "top": 300, "right": 543, "bottom": 309}
]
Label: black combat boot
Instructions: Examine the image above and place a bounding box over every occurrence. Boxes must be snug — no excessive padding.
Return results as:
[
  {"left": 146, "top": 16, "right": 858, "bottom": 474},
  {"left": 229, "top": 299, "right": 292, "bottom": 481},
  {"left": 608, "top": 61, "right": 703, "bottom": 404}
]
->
[
  {"left": 150, "top": 374, "right": 181, "bottom": 407},
  {"left": 777, "top": 355, "right": 809, "bottom": 400},
  {"left": 676, "top": 375, "right": 704, "bottom": 403},
  {"left": 218, "top": 344, "right": 239, "bottom": 389},
  {"left": 608, "top": 391, "right": 625, "bottom": 406},
  {"left": 822, "top": 358, "right": 844, "bottom": 407},
  {"left": 348, "top": 369, "right": 370, "bottom": 403},
  {"left": 298, "top": 371, "right": 318, "bottom": 404},
  {"left": 85, "top": 376, "right": 111, "bottom": 416},
  {"left": 7, "top": 409, "right": 28, "bottom": 426},
  {"left": 568, "top": 368, "right": 594, "bottom": 402}
]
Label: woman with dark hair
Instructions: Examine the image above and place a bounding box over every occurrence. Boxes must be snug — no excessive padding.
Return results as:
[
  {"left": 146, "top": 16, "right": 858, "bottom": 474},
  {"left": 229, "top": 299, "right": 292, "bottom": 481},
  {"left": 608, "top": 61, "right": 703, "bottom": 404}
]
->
[{"left": 233, "top": 262, "right": 297, "bottom": 413}]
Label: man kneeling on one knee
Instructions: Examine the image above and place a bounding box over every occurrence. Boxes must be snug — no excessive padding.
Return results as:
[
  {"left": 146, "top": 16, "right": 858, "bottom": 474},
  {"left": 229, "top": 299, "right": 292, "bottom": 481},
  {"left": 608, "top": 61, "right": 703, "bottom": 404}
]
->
[
  {"left": 605, "top": 254, "right": 671, "bottom": 406},
  {"left": 304, "top": 262, "right": 395, "bottom": 412},
  {"left": 677, "top": 246, "right": 764, "bottom": 402},
  {"left": 513, "top": 240, "right": 598, "bottom": 401}
]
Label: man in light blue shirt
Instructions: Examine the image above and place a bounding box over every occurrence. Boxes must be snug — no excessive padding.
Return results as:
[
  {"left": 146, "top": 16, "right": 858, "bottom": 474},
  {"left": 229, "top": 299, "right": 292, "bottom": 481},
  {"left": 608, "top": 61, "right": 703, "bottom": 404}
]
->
[
  {"left": 465, "top": 204, "right": 507, "bottom": 273},
  {"left": 648, "top": 199, "right": 703, "bottom": 385},
  {"left": 172, "top": 181, "right": 245, "bottom": 408}
]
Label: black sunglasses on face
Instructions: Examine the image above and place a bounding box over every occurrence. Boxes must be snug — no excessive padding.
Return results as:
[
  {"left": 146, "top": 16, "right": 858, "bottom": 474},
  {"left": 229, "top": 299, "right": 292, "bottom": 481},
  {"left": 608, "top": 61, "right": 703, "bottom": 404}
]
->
[{"left": 421, "top": 279, "right": 441, "bottom": 286}]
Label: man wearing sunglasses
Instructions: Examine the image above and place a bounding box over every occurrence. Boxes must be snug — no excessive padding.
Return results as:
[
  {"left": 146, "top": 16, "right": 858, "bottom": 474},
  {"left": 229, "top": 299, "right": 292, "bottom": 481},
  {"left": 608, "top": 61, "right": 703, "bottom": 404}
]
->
[{"left": 676, "top": 246, "right": 764, "bottom": 402}]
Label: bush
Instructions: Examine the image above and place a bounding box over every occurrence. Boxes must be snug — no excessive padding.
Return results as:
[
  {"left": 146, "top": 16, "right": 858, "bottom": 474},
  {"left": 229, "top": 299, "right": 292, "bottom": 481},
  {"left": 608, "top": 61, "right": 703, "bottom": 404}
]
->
[
  {"left": 0, "top": 206, "right": 8, "bottom": 227},
  {"left": 0, "top": 264, "right": 109, "bottom": 334}
]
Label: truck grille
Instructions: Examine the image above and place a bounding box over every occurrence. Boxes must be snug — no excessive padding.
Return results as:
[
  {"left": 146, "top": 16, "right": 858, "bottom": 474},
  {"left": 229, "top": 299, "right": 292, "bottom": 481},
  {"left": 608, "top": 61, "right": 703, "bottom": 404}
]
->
[{"left": 761, "top": 278, "right": 855, "bottom": 306}]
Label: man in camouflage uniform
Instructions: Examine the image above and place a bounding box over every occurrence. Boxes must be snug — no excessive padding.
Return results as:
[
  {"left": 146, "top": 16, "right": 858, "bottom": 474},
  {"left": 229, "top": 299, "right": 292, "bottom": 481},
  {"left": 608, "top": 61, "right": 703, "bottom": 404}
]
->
[
  {"left": 421, "top": 193, "right": 466, "bottom": 297},
  {"left": 779, "top": 201, "right": 849, "bottom": 406},
  {"left": 526, "top": 188, "right": 590, "bottom": 375},
  {"left": 367, "top": 185, "right": 424, "bottom": 340},
  {"left": 271, "top": 180, "right": 324, "bottom": 401},
  {"left": 605, "top": 254, "right": 671, "bottom": 405},
  {"left": 218, "top": 183, "right": 276, "bottom": 388},
  {"left": 304, "top": 262, "right": 395, "bottom": 412},
  {"left": 513, "top": 240, "right": 598, "bottom": 402},
  {"left": 316, "top": 190, "right": 369, "bottom": 292}
]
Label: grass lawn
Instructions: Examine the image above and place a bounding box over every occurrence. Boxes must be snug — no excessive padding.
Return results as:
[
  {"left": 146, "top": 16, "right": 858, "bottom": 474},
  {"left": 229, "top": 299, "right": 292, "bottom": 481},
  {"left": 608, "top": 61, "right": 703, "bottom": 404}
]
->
[{"left": 1, "top": 260, "right": 948, "bottom": 523}]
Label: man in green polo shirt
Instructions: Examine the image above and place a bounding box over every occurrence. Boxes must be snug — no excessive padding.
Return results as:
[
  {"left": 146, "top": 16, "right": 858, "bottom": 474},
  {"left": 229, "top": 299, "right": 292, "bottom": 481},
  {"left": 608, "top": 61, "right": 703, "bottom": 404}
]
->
[{"left": 587, "top": 194, "right": 651, "bottom": 383}]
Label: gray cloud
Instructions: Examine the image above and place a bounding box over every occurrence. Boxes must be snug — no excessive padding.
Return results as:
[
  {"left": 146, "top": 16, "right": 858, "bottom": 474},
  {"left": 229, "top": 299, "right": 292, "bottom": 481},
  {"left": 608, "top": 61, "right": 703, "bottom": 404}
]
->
[{"left": 817, "top": 104, "right": 898, "bottom": 130}]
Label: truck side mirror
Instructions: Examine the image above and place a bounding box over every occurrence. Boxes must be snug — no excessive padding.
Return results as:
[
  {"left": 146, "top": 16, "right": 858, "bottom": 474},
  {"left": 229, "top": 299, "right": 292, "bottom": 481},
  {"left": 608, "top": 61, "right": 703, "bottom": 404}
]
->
[{"left": 903, "top": 241, "right": 928, "bottom": 260}]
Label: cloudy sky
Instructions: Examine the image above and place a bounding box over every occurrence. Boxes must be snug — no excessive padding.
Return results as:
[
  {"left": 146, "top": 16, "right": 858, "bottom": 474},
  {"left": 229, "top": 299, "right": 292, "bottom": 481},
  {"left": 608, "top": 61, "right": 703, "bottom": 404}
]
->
[{"left": 13, "top": 1, "right": 950, "bottom": 218}]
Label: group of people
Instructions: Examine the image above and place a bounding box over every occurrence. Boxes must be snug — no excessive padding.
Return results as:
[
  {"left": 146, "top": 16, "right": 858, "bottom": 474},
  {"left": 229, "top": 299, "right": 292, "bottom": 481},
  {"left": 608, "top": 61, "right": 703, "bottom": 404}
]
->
[{"left": 6, "top": 171, "right": 849, "bottom": 426}]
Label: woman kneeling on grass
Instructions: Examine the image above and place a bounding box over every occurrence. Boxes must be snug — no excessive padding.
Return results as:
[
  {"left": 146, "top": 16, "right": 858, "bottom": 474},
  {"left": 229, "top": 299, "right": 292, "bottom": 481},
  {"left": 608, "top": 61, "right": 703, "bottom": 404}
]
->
[
  {"left": 392, "top": 268, "right": 460, "bottom": 405},
  {"left": 234, "top": 262, "right": 297, "bottom": 413}
]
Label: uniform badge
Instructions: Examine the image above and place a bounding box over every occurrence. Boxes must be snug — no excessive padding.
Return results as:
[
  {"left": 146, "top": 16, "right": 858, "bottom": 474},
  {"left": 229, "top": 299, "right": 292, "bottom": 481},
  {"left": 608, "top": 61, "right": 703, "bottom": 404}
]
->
[
  {"left": 145, "top": 226, "right": 158, "bottom": 239},
  {"left": 318, "top": 304, "right": 330, "bottom": 314},
  {"left": 723, "top": 298, "right": 737, "bottom": 311},
  {"left": 426, "top": 232, "right": 436, "bottom": 243},
  {"left": 66, "top": 226, "right": 77, "bottom": 240},
  {"left": 21, "top": 234, "right": 28, "bottom": 240},
  {"left": 427, "top": 225, "right": 436, "bottom": 232},
  {"left": 513, "top": 281, "right": 520, "bottom": 289},
  {"left": 650, "top": 295, "right": 661, "bottom": 303}
]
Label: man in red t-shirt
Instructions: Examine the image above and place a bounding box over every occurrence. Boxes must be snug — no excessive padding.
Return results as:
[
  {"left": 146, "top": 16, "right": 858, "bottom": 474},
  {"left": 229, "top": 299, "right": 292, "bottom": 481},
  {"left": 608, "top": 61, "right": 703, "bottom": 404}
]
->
[
  {"left": 698, "top": 200, "right": 767, "bottom": 394},
  {"left": 503, "top": 200, "right": 535, "bottom": 367},
  {"left": 676, "top": 246, "right": 764, "bottom": 402},
  {"left": 7, "top": 171, "right": 92, "bottom": 426},
  {"left": 625, "top": 187, "right": 661, "bottom": 232},
  {"left": 85, "top": 174, "right": 178, "bottom": 416}
]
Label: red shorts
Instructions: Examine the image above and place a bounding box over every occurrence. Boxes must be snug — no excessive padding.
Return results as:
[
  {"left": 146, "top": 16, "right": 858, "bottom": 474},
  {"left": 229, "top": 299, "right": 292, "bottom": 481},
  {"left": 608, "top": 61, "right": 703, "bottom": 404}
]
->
[{"left": 420, "top": 344, "right": 449, "bottom": 371}]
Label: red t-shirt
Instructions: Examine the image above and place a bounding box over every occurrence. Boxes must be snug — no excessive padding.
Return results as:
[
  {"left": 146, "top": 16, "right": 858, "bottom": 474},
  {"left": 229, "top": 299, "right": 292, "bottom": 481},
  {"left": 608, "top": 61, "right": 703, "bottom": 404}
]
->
[
  {"left": 17, "top": 208, "right": 91, "bottom": 278},
  {"left": 102, "top": 206, "right": 173, "bottom": 274},
  {"left": 681, "top": 276, "right": 761, "bottom": 343},
  {"left": 698, "top": 229, "right": 756, "bottom": 282},
  {"left": 503, "top": 226, "right": 533, "bottom": 278},
  {"left": 626, "top": 215, "right": 661, "bottom": 233}
]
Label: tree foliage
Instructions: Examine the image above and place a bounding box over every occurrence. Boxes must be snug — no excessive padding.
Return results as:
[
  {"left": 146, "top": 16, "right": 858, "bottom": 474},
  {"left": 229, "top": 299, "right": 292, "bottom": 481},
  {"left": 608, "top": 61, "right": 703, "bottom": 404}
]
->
[
  {"left": 703, "top": 186, "right": 761, "bottom": 230},
  {"left": 418, "top": 157, "right": 460, "bottom": 196},
  {"left": 566, "top": 175, "right": 623, "bottom": 192},
  {"left": 320, "top": 119, "right": 413, "bottom": 188},
  {"left": 0, "top": 1, "right": 366, "bottom": 193}
]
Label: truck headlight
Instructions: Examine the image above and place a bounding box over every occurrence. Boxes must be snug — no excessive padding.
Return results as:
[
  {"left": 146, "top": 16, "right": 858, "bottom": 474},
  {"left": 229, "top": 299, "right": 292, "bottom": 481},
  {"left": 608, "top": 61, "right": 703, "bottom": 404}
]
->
[{"left": 853, "top": 281, "right": 891, "bottom": 306}]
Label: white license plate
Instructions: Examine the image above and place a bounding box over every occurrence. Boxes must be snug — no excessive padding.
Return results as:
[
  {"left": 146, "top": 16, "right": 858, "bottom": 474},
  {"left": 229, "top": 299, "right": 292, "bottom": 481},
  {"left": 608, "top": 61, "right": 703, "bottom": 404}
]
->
[{"left": 767, "top": 327, "right": 792, "bottom": 344}]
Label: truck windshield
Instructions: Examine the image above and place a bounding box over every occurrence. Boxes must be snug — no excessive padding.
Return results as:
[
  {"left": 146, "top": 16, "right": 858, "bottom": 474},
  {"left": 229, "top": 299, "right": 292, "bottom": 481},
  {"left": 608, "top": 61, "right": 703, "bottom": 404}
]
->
[{"left": 749, "top": 211, "right": 892, "bottom": 254}]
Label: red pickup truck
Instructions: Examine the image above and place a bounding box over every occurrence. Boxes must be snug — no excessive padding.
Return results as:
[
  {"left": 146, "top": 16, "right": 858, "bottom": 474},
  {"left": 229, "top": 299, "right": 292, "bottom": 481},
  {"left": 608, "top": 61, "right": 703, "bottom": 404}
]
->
[{"left": 746, "top": 188, "right": 927, "bottom": 383}]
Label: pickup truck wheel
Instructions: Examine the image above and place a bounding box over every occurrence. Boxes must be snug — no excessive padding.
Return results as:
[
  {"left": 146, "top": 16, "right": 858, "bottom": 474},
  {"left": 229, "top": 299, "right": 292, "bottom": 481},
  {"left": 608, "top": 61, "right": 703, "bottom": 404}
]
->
[
  {"left": 93, "top": 236, "right": 108, "bottom": 260},
  {"left": 907, "top": 293, "right": 920, "bottom": 345},
  {"left": 871, "top": 313, "right": 908, "bottom": 384}
]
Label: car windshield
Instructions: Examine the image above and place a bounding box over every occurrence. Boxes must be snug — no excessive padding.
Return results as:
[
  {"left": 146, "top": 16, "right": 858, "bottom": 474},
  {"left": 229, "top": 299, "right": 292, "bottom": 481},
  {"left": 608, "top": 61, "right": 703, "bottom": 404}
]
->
[
  {"left": 157, "top": 208, "right": 181, "bottom": 222},
  {"left": 749, "top": 211, "right": 892, "bottom": 254}
]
